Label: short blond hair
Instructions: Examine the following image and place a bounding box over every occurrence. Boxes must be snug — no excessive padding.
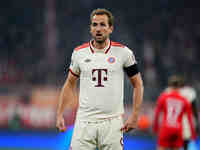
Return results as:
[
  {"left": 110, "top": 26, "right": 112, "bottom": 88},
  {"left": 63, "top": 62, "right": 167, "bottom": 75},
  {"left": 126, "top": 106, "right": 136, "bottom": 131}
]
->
[{"left": 90, "top": 8, "right": 114, "bottom": 27}]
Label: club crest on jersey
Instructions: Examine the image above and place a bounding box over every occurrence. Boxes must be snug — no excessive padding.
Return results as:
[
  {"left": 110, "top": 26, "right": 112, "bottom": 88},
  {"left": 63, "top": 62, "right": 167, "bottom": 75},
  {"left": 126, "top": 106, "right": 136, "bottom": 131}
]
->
[
  {"left": 84, "top": 58, "right": 91, "bottom": 63},
  {"left": 107, "top": 56, "right": 116, "bottom": 64}
]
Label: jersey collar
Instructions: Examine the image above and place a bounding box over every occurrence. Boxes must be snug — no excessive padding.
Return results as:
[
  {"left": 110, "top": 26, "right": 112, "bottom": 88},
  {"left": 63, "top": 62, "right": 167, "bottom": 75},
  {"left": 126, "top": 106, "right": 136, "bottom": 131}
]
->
[{"left": 89, "top": 39, "right": 111, "bottom": 54}]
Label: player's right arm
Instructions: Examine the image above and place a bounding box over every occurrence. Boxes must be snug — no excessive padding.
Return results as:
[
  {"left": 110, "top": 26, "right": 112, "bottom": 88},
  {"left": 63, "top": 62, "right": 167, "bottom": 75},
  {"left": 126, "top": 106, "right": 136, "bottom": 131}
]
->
[
  {"left": 56, "top": 50, "right": 80, "bottom": 131},
  {"left": 56, "top": 72, "right": 79, "bottom": 131},
  {"left": 153, "top": 94, "right": 164, "bottom": 133}
]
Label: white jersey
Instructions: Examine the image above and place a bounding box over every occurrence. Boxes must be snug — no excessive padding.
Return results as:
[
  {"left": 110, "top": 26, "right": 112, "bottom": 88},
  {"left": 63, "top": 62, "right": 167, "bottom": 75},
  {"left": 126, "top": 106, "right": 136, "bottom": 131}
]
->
[{"left": 69, "top": 40, "right": 137, "bottom": 121}]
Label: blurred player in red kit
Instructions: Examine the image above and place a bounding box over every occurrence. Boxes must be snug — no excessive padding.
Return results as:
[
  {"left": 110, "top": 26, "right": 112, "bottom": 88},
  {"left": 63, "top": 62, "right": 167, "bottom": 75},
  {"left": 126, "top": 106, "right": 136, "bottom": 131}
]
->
[
  {"left": 165, "top": 79, "right": 199, "bottom": 150},
  {"left": 153, "top": 75, "right": 197, "bottom": 150}
]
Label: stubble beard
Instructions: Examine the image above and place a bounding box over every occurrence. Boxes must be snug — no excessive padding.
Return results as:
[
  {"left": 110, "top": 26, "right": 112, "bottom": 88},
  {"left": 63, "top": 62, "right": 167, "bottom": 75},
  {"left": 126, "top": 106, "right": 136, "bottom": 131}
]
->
[{"left": 94, "top": 36, "right": 107, "bottom": 44}]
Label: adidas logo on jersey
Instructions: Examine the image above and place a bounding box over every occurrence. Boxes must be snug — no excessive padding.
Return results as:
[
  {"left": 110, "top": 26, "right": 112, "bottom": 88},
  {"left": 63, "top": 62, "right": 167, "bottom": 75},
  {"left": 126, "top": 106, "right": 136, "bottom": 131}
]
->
[{"left": 84, "top": 59, "right": 91, "bottom": 63}]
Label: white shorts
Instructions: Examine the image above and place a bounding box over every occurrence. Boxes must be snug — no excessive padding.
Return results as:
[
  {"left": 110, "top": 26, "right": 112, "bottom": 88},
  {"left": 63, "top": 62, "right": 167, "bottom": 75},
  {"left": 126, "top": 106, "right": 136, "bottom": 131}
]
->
[{"left": 70, "top": 116, "right": 124, "bottom": 150}]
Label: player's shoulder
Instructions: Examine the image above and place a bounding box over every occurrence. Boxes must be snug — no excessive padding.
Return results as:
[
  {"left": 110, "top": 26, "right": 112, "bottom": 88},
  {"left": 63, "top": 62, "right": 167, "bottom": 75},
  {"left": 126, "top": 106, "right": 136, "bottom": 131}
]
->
[
  {"left": 111, "top": 41, "right": 126, "bottom": 48},
  {"left": 170, "top": 91, "right": 190, "bottom": 105},
  {"left": 111, "top": 41, "right": 134, "bottom": 55},
  {"left": 181, "top": 86, "right": 196, "bottom": 94},
  {"left": 74, "top": 42, "right": 90, "bottom": 52},
  {"left": 180, "top": 86, "right": 196, "bottom": 102},
  {"left": 157, "top": 91, "right": 168, "bottom": 103}
]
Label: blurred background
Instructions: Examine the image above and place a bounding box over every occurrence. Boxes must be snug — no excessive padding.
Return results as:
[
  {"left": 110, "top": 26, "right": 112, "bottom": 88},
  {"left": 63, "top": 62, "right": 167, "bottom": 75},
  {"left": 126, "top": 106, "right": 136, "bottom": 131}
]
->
[{"left": 0, "top": 0, "right": 200, "bottom": 149}]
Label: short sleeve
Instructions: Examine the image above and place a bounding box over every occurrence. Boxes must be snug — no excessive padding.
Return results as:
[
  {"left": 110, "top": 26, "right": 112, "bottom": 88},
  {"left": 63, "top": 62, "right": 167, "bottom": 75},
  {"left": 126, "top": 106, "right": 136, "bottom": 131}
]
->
[
  {"left": 69, "top": 51, "right": 80, "bottom": 77},
  {"left": 123, "top": 47, "right": 137, "bottom": 68}
]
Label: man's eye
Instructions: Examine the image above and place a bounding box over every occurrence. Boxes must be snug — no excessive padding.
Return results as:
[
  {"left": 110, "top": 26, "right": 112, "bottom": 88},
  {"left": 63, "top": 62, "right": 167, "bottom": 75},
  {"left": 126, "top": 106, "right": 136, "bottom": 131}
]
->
[
  {"left": 92, "top": 23, "right": 97, "bottom": 26},
  {"left": 100, "top": 23, "right": 106, "bottom": 26}
]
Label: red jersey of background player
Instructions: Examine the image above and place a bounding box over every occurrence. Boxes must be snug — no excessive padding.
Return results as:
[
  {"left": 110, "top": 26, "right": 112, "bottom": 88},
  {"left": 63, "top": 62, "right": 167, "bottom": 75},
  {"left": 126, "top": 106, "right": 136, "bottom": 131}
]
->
[{"left": 153, "top": 90, "right": 196, "bottom": 141}]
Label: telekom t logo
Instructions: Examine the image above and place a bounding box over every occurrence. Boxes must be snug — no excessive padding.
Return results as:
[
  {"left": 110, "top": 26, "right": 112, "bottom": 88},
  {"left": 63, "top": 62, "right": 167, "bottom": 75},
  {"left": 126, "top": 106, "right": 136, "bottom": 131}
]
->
[{"left": 92, "top": 69, "right": 108, "bottom": 87}]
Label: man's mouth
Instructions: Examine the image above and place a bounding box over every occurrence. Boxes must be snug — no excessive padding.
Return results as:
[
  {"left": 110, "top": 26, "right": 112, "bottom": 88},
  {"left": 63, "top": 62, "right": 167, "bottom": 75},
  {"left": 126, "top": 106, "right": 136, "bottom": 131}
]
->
[{"left": 96, "top": 33, "right": 102, "bottom": 37}]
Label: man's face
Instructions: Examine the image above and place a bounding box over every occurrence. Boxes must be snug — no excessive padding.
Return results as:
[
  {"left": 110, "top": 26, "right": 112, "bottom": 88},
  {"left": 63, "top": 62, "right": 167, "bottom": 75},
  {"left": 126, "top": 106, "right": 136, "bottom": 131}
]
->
[{"left": 90, "top": 14, "right": 113, "bottom": 43}]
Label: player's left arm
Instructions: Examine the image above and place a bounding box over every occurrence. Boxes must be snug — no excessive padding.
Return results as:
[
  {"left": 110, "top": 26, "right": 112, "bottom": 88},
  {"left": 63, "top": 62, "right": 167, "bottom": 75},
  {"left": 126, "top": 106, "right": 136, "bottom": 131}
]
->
[
  {"left": 153, "top": 96, "right": 163, "bottom": 133},
  {"left": 121, "top": 48, "right": 144, "bottom": 132},
  {"left": 129, "top": 73, "right": 144, "bottom": 122},
  {"left": 121, "top": 72, "right": 144, "bottom": 132}
]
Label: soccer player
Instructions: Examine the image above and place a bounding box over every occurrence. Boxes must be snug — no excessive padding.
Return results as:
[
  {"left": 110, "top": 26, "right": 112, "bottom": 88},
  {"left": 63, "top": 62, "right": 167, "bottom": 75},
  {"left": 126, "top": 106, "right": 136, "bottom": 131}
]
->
[
  {"left": 164, "top": 77, "right": 199, "bottom": 150},
  {"left": 153, "top": 75, "right": 196, "bottom": 150},
  {"left": 56, "top": 8, "right": 144, "bottom": 150}
]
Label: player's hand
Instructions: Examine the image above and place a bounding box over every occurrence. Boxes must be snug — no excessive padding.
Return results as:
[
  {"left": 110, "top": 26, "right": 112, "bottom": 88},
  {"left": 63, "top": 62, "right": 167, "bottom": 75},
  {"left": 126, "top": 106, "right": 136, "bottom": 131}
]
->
[
  {"left": 121, "top": 115, "right": 138, "bottom": 133},
  {"left": 56, "top": 115, "right": 66, "bottom": 132}
]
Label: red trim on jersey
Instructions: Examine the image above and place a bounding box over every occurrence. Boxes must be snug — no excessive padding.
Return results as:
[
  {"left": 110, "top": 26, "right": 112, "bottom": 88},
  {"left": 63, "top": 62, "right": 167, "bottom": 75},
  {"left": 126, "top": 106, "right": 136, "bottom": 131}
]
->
[
  {"left": 74, "top": 42, "right": 89, "bottom": 51},
  {"left": 104, "top": 41, "right": 111, "bottom": 54},
  {"left": 89, "top": 40, "right": 111, "bottom": 54},
  {"left": 69, "top": 69, "right": 79, "bottom": 77},
  {"left": 111, "top": 41, "right": 125, "bottom": 48},
  {"left": 89, "top": 42, "right": 95, "bottom": 53}
]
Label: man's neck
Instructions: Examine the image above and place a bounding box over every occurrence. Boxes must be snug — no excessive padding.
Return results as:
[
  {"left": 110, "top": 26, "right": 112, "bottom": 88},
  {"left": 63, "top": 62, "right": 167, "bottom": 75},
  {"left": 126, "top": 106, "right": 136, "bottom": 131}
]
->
[{"left": 92, "top": 39, "right": 109, "bottom": 49}]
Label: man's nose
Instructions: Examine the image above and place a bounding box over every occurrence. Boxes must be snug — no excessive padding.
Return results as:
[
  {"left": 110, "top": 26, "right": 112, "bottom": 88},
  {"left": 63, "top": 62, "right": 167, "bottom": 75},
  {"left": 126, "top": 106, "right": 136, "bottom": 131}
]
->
[{"left": 96, "top": 25, "right": 101, "bottom": 31}]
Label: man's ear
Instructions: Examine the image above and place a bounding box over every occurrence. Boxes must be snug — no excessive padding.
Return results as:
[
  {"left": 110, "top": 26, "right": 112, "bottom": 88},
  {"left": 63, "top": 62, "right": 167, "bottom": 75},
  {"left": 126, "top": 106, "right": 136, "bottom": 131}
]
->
[
  {"left": 110, "top": 26, "right": 114, "bottom": 33},
  {"left": 89, "top": 25, "right": 92, "bottom": 34}
]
